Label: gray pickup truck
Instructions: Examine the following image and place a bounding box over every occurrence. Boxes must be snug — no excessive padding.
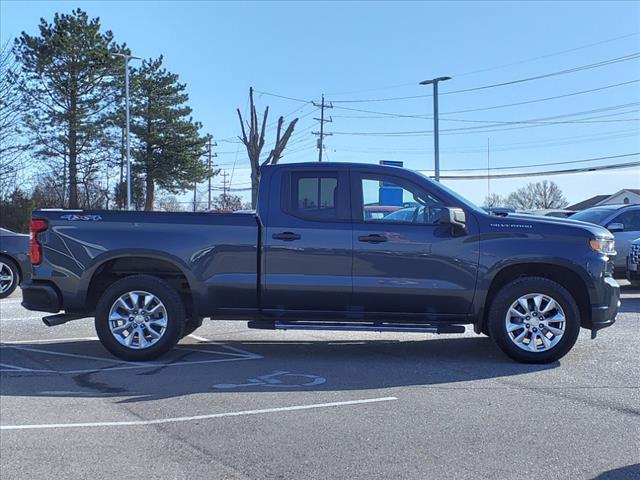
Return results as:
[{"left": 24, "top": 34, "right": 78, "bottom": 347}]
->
[{"left": 22, "top": 162, "right": 620, "bottom": 363}]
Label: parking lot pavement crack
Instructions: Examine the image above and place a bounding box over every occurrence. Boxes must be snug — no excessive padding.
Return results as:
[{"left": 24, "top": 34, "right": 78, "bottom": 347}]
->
[
  {"left": 135, "top": 350, "right": 194, "bottom": 376},
  {"left": 114, "top": 402, "right": 254, "bottom": 480},
  {"left": 490, "top": 378, "right": 640, "bottom": 418},
  {"left": 73, "top": 371, "right": 128, "bottom": 394}
]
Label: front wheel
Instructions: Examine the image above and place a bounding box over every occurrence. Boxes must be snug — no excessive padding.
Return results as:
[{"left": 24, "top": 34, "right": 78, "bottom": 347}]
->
[
  {"left": 95, "top": 275, "right": 186, "bottom": 361},
  {"left": 488, "top": 277, "right": 581, "bottom": 364}
]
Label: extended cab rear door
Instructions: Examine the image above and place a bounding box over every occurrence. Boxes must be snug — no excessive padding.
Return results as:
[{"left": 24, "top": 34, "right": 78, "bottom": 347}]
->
[{"left": 261, "top": 166, "right": 353, "bottom": 316}]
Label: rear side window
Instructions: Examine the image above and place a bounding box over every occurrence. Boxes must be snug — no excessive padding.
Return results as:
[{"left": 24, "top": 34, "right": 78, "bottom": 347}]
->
[{"left": 285, "top": 171, "right": 345, "bottom": 221}]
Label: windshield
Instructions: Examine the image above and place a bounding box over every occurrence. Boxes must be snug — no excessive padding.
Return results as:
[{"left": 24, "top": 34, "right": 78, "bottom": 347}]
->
[
  {"left": 571, "top": 208, "right": 615, "bottom": 225},
  {"left": 414, "top": 171, "right": 486, "bottom": 214}
]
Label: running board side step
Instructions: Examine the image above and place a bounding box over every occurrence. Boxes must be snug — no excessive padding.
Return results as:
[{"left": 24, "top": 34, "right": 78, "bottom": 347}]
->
[{"left": 248, "top": 320, "right": 466, "bottom": 334}]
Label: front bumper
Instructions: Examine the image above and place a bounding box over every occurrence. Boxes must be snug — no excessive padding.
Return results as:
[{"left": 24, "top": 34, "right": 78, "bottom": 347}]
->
[
  {"left": 21, "top": 280, "right": 61, "bottom": 313},
  {"left": 588, "top": 276, "right": 620, "bottom": 332}
]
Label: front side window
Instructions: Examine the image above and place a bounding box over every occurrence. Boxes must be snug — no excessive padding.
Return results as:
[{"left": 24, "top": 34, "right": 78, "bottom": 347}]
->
[
  {"left": 361, "top": 175, "right": 444, "bottom": 225},
  {"left": 611, "top": 209, "right": 640, "bottom": 231}
]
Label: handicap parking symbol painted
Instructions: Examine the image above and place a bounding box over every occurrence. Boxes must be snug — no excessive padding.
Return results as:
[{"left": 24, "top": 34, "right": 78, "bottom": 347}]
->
[{"left": 213, "top": 370, "right": 326, "bottom": 389}]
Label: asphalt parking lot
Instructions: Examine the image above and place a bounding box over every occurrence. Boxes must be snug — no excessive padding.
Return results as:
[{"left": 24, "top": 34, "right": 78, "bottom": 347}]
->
[{"left": 1, "top": 282, "right": 639, "bottom": 480}]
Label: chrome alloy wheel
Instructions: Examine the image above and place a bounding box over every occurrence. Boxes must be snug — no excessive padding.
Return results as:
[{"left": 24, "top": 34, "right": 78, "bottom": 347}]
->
[
  {"left": 505, "top": 293, "right": 566, "bottom": 353},
  {"left": 108, "top": 291, "right": 168, "bottom": 349},
  {"left": 0, "top": 262, "right": 15, "bottom": 294}
]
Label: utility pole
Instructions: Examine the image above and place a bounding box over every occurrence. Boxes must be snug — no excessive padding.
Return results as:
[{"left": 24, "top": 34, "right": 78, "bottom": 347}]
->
[
  {"left": 312, "top": 94, "right": 333, "bottom": 162},
  {"left": 193, "top": 181, "right": 197, "bottom": 212},
  {"left": 419, "top": 76, "right": 451, "bottom": 182},
  {"left": 112, "top": 52, "right": 141, "bottom": 210},
  {"left": 487, "top": 138, "right": 491, "bottom": 201},
  {"left": 207, "top": 136, "right": 218, "bottom": 210},
  {"left": 220, "top": 170, "right": 230, "bottom": 209}
]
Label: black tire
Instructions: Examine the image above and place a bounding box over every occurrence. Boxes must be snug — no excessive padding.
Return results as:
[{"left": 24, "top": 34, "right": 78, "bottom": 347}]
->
[
  {"left": 95, "top": 275, "right": 186, "bottom": 361},
  {"left": 488, "top": 276, "right": 581, "bottom": 364},
  {"left": 181, "top": 317, "right": 204, "bottom": 338},
  {"left": 0, "top": 257, "right": 20, "bottom": 299}
]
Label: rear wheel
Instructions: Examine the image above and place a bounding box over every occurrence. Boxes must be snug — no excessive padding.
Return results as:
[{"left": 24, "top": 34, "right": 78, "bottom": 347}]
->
[
  {"left": 95, "top": 275, "right": 185, "bottom": 361},
  {"left": 488, "top": 277, "right": 580, "bottom": 364},
  {"left": 0, "top": 258, "right": 19, "bottom": 299}
]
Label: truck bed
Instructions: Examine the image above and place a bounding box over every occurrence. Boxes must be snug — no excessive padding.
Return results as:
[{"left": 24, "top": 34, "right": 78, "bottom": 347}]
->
[{"left": 31, "top": 210, "right": 260, "bottom": 315}]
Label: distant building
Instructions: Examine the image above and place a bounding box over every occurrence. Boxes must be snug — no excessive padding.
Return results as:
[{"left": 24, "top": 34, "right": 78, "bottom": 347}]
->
[{"left": 568, "top": 189, "right": 640, "bottom": 210}]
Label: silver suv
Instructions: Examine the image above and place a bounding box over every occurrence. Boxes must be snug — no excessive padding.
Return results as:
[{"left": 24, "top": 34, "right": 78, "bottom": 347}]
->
[{"left": 571, "top": 204, "right": 640, "bottom": 277}]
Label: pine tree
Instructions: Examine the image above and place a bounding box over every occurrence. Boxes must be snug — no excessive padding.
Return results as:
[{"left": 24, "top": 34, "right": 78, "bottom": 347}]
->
[
  {"left": 130, "top": 56, "right": 209, "bottom": 210},
  {"left": 13, "top": 9, "right": 125, "bottom": 208}
]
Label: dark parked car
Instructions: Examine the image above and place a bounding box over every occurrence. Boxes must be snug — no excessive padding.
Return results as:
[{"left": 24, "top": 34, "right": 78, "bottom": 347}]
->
[
  {"left": 22, "top": 162, "right": 620, "bottom": 364},
  {"left": 571, "top": 204, "right": 640, "bottom": 277},
  {"left": 0, "top": 228, "right": 30, "bottom": 298}
]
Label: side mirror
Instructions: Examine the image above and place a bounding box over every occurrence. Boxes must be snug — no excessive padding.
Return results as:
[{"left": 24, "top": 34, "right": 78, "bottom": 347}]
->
[
  {"left": 440, "top": 207, "right": 467, "bottom": 231},
  {"left": 607, "top": 222, "right": 624, "bottom": 232}
]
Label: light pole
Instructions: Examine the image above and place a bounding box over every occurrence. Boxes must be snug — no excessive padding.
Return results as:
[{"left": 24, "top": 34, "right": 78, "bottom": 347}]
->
[
  {"left": 113, "top": 53, "right": 141, "bottom": 210},
  {"left": 419, "top": 76, "right": 451, "bottom": 182}
]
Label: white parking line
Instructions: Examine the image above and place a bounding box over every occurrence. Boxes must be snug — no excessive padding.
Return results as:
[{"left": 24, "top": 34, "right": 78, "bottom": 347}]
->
[
  {"left": 0, "top": 316, "right": 50, "bottom": 321},
  {"left": 2, "top": 337, "right": 99, "bottom": 344},
  {"left": 0, "top": 335, "right": 262, "bottom": 374},
  {"left": 0, "top": 397, "right": 398, "bottom": 431},
  {"left": 0, "top": 299, "right": 24, "bottom": 305},
  {"left": 188, "top": 333, "right": 259, "bottom": 357}
]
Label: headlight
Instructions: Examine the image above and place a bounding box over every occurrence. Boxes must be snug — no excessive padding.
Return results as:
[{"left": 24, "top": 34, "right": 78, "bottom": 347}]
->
[{"left": 589, "top": 238, "right": 616, "bottom": 255}]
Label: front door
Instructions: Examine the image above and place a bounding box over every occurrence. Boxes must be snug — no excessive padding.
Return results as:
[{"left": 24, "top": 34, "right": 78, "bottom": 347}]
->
[
  {"left": 607, "top": 207, "right": 640, "bottom": 271},
  {"left": 351, "top": 170, "right": 478, "bottom": 319},
  {"left": 262, "top": 168, "right": 353, "bottom": 315}
]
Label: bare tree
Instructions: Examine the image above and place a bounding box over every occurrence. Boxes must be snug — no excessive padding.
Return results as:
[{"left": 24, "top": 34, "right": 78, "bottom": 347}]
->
[
  {"left": 237, "top": 87, "right": 298, "bottom": 208},
  {"left": 482, "top": 193, "right": 505, "bottom": 208},
  {"left": 532, "top": 180, "right": 568, "bottom": 209},
  {"left": 0, "top": 41, "right": 26, "bottom": 199},
  {"left": 211, "top": 193, "right": 244, "bottom": 212},
  {"left": 154, "top": 192, "right": 183, "bottom": 212},
  {"left": 506, "top": 180, "right": 568, "bottom": 210}
]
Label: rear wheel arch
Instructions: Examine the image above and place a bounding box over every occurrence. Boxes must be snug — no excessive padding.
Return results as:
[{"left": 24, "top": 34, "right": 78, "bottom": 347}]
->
[
  {"left": 479, "top": 263, "right": 590, "bottom": 334},
  {"left": 85, "top": 255, "right": 196, "bottom": 316}
]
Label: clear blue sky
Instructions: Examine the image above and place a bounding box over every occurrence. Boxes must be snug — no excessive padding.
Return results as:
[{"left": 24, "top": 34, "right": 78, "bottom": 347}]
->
[{"left": 2, "top": 0, "right": 639, "bottom": 205}]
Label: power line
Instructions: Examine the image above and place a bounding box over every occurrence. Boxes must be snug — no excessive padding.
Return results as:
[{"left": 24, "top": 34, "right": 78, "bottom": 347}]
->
[
  {"left": 332, "top": 79, "right": 639, "bottom": 119},
  {"left": 437, "top": 160, "right": 640, "bottom": 180},
  {"left": 329, "top": 102, "right": 640, "bottom": 136},
  {"left": 441, "top": 152, "right": 640, "bottom": 172},
  {"left": 452, "top": 32, "right": 640, "bottom": 77},
  {"left": 443, "top": 52, "right": 640, "bottom": 96},
  {"left": 441, "top": 79, "right": 640, "bottom": 115},
  {"left": 253, "top": 90, "right": 310, "bottom": 103},
  {"left": 328, "top": 52, "right": 640, "bottom": 104},
  {"left": 322, "top": 32, "right": 640, "bottom": 96},
  {"left": 331, "top": 129, "right": 640, "bottom": 155}
]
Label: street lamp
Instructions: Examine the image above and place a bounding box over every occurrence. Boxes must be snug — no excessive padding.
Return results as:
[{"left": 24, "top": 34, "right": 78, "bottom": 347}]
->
[
  {"left": 419, "top": 76, "right": 451, "bottom": 182},
  {"left": 113, "top": 53, "right": 142, "bottom": 210}
]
